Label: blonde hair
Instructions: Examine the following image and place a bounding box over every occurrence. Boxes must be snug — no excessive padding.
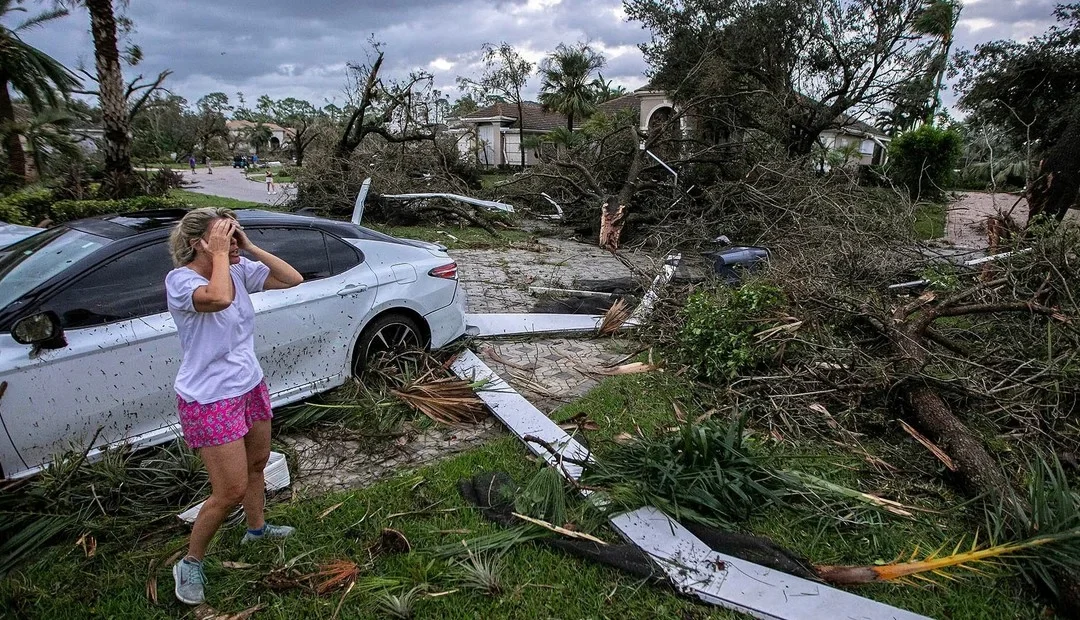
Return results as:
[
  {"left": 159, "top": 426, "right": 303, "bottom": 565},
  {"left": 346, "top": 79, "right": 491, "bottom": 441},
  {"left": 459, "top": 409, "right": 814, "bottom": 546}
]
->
[{"left": 168, "top": 207, "right": 237, "bottom": 266}]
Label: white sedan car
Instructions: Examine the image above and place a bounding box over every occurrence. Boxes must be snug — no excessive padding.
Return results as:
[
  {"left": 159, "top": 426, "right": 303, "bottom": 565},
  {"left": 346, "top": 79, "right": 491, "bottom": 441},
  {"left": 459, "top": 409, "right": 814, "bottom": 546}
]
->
[{"left": 0, "top": 208, "right": 467, "bottom": 479}]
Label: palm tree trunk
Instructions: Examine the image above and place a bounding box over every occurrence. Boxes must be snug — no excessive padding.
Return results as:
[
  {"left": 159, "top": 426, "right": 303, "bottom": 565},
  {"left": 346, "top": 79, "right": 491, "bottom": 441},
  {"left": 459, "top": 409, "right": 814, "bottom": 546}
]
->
[
  {"left": 0, "top": 78, "right": 26, "bottom": 183},
  {"left": 86, "top": 0, "right": 135, "bottom": 197},
  {"left": 567, "top": 111, "right": 573, "bottom": 133}
]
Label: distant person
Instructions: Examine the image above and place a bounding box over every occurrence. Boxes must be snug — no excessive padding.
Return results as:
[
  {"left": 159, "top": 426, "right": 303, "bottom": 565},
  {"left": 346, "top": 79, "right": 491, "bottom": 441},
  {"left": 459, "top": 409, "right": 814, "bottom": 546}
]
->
[
  {"left": 205, "top": 156, "right": 213, "bottom": 175},
  {"left": 252, "top": 153, "right": 259, "bottom": 167},
  {"left": 188, "top": 155, "right": 197, "bottom": 175},
  {"left": 265, "top": 171, "right": 275, "bottom": 195}
]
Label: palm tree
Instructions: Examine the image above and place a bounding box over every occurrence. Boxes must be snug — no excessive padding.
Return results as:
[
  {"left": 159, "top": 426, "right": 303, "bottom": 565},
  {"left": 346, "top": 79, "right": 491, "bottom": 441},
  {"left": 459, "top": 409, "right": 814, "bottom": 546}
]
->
[
  {"left": 0, "top": 1, "right": 79, "bottom": 182},
  {"left": 538, "top": 43, "right": 605, "bottom": 132},
  {"left": 591, "top": 73, "right": 627, "bottom": 103},
  {"left": 914, "top": 0, "right": 961, "bottom": 124},
  {"left": 59, "top": 0, "right": 136, "bottom": 196},
  {"left": 21, "top": 108, "right": 80, "bottom": 178}
]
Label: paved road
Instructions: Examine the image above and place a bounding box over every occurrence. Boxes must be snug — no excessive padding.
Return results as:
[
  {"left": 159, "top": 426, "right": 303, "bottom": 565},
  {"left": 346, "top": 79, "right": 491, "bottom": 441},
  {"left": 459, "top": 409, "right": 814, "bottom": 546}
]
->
[
  {"left": 173, "top": 166, "right": 295, "bottom": 207},
  {"left": 945, "top": 191, "right": 1080, "bottom": 249}
]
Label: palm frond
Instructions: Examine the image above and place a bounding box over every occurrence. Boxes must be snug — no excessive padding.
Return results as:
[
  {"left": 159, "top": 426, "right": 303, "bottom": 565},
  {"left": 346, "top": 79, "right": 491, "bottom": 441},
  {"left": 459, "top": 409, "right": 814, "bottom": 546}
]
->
[
  {"left": 815, "top": 529, "right": 1080, "bottom": 585},
  {"left": 597, "top": 298, "right": 630, "bottom": 335},
  {"left": 391, "top": 370, "right": 487, "bottom": 426}
]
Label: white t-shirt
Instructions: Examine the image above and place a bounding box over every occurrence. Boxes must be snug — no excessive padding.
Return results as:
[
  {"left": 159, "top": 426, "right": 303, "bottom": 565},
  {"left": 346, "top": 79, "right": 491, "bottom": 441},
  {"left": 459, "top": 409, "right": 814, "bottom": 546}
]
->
[{"left": 165, "top": 257, "right": 271, "bottom": 404}]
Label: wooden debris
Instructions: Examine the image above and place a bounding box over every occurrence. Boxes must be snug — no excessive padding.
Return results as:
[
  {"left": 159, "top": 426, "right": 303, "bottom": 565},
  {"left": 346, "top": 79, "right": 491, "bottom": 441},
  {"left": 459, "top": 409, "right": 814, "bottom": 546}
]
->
[
  {"left": 900, "top": 420, "right": 958, "bottom": 471},
  {"left": 512, "top": 512, "right": 609, "bottom": 545}
]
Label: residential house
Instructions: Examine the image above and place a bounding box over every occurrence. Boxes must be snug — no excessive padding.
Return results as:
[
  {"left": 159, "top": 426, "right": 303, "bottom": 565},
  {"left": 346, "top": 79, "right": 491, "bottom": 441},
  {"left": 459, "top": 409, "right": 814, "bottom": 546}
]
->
[
  {"left": 453, "top": 87, "right": 890, "bottom": 167},
  {"left": 226, "top": 120, "right": 295, "bottom": 154},
  {"left": 452, "top": 102, "right": 568, "bottom": 166}
]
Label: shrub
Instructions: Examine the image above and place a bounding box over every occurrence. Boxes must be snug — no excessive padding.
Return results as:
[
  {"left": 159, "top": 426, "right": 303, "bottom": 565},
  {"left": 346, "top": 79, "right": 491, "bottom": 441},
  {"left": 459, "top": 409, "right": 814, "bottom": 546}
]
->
[
  {"left": 886, "top": 125, "right": 962, "bottom": 201},
  {"left": 0, "top": 188, "right": 56, "bottom": 224},
  {"left": 49, "top": 196, "right": 181, "bottom": 223},
  {"left": 678, "top": 281, "right": 785, "bottom": 382}
]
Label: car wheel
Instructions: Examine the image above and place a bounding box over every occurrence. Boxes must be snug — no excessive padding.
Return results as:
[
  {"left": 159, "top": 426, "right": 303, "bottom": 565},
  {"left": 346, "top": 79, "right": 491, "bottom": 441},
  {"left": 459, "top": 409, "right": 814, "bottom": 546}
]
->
[{"left": 353, "top": 313, "right": 426, "bottom": 374}]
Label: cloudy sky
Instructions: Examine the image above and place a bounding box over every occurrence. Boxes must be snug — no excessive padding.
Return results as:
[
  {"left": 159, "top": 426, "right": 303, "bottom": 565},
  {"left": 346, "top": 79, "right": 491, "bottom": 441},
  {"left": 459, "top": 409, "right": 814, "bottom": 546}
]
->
[{"left": 20, "top": 0, "right": 1063, "bottom": 114}]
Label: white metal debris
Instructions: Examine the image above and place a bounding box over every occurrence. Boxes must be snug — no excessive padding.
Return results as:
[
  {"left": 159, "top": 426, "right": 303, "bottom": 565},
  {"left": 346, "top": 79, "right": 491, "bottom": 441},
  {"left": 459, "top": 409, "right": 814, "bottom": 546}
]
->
[
  {"left": 382, "top": 191, "right": 514, "bottom": 213},
  {"left": 451, "top": 350, "right": 931, "bottom": 620},
  {"left": 625, "top": 253, "right": 681, "bottom": 326},
  {"left": 464, "top": 313, "right": 604, "bottom": 338},
  {"left": 888, "top": 248, "right": 1033, "bottom": 290},
  {"left": 537, "top": 192, "right": 564, "bottom": 220},
  {"left": 528, "top": 286, "right": 620, "bottom": 300},
  {"left": 351, "top": 178, "right": 372, "bottom": 225},
  {"left": 178, "top": 451, "right": 291, "bottom": 523}
]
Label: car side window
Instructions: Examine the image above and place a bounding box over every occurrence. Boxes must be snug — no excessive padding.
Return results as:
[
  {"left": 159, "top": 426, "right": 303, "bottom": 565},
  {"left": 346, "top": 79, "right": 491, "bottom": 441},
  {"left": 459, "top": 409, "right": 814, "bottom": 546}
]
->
[
  {"left": 325, "top": 234, "right": 362, "bottom": 275},
  {"left": 243, "top": 228, "right": 332, "bottom": 281},
  {"left": 43, "top": 242, "right": 173, "bottom": 329}
]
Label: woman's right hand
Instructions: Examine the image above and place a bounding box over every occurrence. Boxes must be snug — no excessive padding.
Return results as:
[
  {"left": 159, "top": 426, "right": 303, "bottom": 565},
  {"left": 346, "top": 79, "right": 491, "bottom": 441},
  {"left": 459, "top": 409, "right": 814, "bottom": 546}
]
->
[{"left": 199, "top": 219, "right": 235, "bottom": 257}]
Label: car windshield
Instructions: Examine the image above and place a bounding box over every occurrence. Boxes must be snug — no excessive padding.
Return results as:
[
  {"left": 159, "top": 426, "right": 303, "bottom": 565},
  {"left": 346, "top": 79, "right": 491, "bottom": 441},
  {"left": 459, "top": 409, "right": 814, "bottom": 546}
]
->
[{"left": 0, "top": 227, "right": 109, "bottom": 311}]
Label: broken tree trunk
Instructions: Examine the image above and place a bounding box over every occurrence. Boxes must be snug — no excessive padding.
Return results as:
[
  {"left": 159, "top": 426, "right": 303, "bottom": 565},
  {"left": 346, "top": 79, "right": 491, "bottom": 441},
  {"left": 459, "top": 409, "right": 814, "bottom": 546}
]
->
[
  {"left": 888, "top": 319, "right": 1019, "bottom": 506},
  {"left": 599, "top": 128, "right": 647, "bottom": 252},
  {"left": 886, "top": 299, "right": 1080, "bottom": 616}
]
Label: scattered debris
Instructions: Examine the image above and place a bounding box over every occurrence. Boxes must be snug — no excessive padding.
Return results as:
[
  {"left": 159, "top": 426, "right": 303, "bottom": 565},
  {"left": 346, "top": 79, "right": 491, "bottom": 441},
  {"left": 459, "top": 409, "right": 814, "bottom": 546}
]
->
[
  {"left": 597, "top": 298, "right": 631, "bottom": 336},
  {"left": 370, "top": 528, "right": 412, "bottom": 557},
  {"left": 311, "top": 559, "right": 360, "bottom": 595},
  {"left": 512, "top": 512, "right": 608, "bottom": 545},
  {"left": 465, "top": 313, "right": 604, "bottom": 338},
  {"left": 436, "top": 230, "right": 459, "bottom": 242},
  {"left": 591, "top": 361, "right": 660, "bottom": 376},
  {"left": 221, "top": 561, "right": 256, "bottom": 569},
  {"left": 529, "top": 286, "right": 620, "bottom": 300},
  {"left": 75, "top": 532, "right": 96, "bottom": 557},
  {"left": 537, "top": 192, "right": 564, "bottom": 220},
  {"left": 390, "top": 372, "right": 487, "bottom": 426},
  {"left": 900, "top": 420, "right": 958, "bottom": 472},
  {"left": 450, "top": 349, "right": 929, "bottom": 619},
  {"left": 624, "top": 253, "right": 681, "bottom": 327}
]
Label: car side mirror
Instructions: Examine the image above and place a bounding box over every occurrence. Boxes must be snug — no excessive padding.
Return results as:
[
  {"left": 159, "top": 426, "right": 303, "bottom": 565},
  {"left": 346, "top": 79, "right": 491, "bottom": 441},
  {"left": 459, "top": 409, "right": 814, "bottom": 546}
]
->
[{"left": 12, "top": 311, "right": 66, "bottom": 349}]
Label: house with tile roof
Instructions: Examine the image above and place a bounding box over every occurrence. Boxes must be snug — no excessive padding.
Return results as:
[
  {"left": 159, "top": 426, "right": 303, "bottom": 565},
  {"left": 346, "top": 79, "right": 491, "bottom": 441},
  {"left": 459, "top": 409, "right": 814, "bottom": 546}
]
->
[
  {"left": 226, "top": 120, "right": 296, "bottom": 154},
  {"left": 452, "top": 89, "right": 890, "bottom": 167}
]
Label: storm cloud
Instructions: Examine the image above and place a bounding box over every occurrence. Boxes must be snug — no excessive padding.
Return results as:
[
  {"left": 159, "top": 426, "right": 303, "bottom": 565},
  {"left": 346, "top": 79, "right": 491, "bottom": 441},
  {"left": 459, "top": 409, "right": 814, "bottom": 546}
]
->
[{"left": 24, "top": 0, "right": 1060, "bottom": 113}]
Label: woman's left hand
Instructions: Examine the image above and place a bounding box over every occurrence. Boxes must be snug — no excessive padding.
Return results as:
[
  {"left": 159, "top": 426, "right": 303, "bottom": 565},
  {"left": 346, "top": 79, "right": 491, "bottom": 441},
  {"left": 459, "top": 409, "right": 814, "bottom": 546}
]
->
[{"left": 234, "top": 225, "right": 254, "bottom": 251}]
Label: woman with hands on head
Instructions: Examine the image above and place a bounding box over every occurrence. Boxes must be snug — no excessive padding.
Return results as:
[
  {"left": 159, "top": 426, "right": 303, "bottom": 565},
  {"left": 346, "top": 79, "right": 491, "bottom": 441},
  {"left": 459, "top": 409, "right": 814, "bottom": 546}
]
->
[{"left": 164, "top": 207, "right": 303, "bottom": 605}]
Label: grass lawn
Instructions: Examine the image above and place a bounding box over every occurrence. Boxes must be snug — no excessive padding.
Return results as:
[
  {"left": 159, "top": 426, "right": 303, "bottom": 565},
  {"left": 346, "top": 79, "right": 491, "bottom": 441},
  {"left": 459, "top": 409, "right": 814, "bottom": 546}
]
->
[
  {"left": 0, "top": 367, "right": 1043, "bottom": 619},
  {"left": 245, "top": 172, "right": 295, "bottom": 184},
  {"left": 914, "top": 202, "right": 947, "bottom": 239},
  {"left": 168, "top": 189, "right": 263, "bottom": 210}
]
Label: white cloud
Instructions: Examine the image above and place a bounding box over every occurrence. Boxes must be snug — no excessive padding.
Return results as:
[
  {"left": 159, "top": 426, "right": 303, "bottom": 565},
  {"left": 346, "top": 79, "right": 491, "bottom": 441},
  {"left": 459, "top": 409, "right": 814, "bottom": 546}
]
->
[
  {"left": 429, "top": 57, "right": 454, "bottom": 72},
  {"left": 960, "top": 17, "right": 997, "bottom": 33}
]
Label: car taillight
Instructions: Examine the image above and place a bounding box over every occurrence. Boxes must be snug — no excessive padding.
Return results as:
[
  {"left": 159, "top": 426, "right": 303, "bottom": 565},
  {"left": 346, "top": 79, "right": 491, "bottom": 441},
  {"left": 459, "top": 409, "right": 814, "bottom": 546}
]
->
[{"left": 428, "top": 262, "right": 457, "bottom": 279}]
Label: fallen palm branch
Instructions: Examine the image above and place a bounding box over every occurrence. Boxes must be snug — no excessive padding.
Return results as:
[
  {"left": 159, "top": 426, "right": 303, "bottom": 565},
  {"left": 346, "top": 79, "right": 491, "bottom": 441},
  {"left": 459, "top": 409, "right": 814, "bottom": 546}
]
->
[
  {"left": 815, "top": 530, "right": 1080, "bottom": 585},
  {"left": 391, "top": 370, "right": 487, "bottom": 425},
  {"left": 310, "top": 559, "right": 361, "bottom": 595},
  {"left": 598, "top": 298, "right": 631, "bottom": 335}
]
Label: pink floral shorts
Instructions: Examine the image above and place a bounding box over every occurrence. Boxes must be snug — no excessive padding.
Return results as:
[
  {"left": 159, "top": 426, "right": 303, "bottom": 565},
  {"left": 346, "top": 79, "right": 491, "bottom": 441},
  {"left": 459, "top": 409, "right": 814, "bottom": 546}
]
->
[{"left": 176, "top": 381, "right": 273, "bottom": 449}]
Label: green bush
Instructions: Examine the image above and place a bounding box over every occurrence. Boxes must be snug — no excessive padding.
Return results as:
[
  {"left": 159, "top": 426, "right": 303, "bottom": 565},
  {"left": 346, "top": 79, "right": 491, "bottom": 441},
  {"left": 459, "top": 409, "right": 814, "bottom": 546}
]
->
[
  {"left": 49, "top": 196, "right": 181, "bottom": 223},
  {"left": 678, "top": 281, "right": 785, "bottom": 382},
  {"left": 0, "top": 188, "right": 56, "bottom": 224},
  {"left": 886, "top": 125, "right": 962, "bottom": 200}
]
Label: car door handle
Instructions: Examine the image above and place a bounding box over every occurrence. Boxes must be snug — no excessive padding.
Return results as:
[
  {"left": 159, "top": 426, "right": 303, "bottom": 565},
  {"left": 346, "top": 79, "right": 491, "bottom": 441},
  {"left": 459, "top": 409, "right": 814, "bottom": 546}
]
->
[{"left": 337, "top": 284, "right": 369, "bottom": 296}]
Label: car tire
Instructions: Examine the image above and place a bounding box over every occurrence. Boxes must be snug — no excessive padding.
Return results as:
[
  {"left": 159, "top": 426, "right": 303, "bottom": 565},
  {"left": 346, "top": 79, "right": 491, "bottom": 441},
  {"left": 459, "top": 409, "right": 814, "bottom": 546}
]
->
[{"left": 352, "top": 313, "right": 426, "bottom": 374}]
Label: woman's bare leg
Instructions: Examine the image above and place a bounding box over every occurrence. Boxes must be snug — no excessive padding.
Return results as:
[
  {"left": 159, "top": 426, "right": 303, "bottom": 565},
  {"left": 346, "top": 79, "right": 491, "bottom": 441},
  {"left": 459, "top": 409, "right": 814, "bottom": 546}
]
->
[
  {"left": 188, "top": 439, "right": 249, "bottom": 560},
  {"left": 241, "top": 419, "right": 272, "bottom": 530}
]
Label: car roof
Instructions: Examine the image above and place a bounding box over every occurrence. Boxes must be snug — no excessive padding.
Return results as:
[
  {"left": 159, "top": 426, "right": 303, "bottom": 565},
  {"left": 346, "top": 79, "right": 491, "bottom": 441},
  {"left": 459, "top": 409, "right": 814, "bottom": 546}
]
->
[{"left": 67, "top": 208, "right": 359, "bottom": 240}]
